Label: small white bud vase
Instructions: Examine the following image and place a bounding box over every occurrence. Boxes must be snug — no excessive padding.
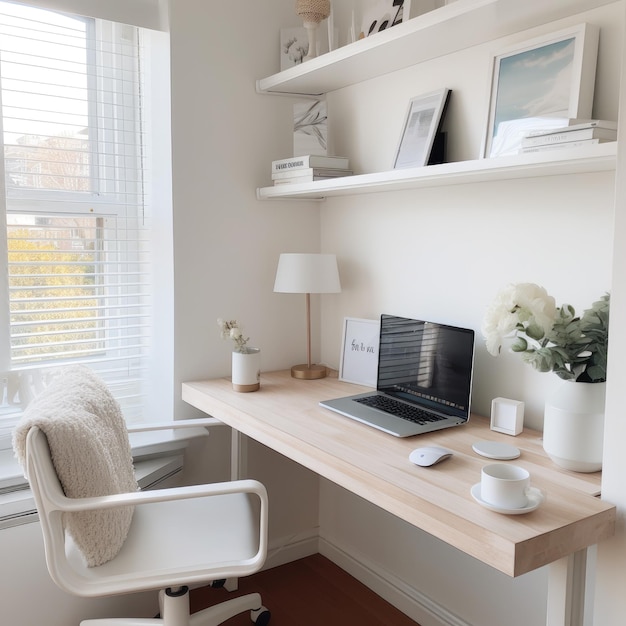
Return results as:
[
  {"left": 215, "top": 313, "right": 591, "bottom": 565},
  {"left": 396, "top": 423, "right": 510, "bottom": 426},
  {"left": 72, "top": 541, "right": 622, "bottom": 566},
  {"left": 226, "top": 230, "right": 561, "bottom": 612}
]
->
[
  {"left": 542, "top": 381, "right": 606, "bottom": 473},
  {"left": 231, "top": 348, "right": 261, "bottom": 392}
]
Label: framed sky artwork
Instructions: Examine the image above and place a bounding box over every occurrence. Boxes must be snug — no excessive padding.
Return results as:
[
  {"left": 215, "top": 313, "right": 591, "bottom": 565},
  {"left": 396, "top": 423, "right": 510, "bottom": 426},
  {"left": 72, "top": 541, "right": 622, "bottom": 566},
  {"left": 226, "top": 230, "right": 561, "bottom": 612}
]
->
[{"left": 483, "top": 23, "right": 599, "bottom": 158}]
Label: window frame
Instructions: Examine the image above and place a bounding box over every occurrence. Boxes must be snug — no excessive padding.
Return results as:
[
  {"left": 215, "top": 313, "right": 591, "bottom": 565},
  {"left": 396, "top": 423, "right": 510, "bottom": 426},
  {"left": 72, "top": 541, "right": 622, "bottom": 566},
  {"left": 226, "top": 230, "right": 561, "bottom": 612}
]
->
[{"left": 0, "top": 3, "right": 165, "bottom": 450}]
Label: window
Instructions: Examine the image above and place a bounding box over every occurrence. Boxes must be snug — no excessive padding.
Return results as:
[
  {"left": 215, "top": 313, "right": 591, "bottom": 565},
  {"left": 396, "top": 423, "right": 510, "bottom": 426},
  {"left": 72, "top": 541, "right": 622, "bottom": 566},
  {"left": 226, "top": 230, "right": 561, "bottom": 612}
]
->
[{"left": 0, "top": 2, "right": 171, "bottom": 449}]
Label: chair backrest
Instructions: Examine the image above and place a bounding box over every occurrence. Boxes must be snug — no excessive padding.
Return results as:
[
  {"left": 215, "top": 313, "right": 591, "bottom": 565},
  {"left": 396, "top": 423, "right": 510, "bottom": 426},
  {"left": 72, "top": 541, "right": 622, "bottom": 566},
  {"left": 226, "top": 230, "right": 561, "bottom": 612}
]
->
[
  {"left": 13, "top": 366, "right": 138, "bottom": 568},
  {"left": 25, "top": 426, "right": 84, "bottom": 592}
]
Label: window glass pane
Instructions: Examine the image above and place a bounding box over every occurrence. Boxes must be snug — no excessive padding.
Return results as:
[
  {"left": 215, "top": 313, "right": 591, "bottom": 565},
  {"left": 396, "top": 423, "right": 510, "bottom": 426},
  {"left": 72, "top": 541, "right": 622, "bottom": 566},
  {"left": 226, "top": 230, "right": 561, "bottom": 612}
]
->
[{"left": 8, "top": 213, "right": 103, "bottom": 364}]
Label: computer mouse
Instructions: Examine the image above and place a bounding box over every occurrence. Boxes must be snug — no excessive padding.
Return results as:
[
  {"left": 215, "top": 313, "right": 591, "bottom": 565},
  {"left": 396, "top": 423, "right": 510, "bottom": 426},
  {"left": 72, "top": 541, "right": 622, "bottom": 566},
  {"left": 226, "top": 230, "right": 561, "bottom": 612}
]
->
[{"left": 409, "top": 446, "right": 453, "bottom": 467}]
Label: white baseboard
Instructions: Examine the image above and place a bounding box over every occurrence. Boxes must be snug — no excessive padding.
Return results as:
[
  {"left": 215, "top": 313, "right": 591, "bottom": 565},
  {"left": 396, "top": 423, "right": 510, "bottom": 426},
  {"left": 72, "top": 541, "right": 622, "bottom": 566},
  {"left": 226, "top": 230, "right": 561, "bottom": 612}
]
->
[
  {"left": 319, "top": 537, "right": 471, "bottom": 626},
  {"left": 260, "top": 529, "right": 471, "bottom": 626},
  {"left": 263, "top": 527, "right": 320, "bottom": 570}
]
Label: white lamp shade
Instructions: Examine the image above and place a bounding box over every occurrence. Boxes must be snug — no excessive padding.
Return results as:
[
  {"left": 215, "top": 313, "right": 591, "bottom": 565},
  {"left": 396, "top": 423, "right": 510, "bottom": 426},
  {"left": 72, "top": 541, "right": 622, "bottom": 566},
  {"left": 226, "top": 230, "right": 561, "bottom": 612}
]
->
[{"left": 274, "top": 253, "right": 341, "bottom": 294}]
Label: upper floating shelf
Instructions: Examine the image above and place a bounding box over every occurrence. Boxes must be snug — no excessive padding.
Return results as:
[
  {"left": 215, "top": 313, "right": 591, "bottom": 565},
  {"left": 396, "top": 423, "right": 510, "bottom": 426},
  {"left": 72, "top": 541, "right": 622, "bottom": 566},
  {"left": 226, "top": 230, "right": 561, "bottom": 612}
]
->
[{"left": 257, "top": 0, "right": 617, "bottom": 96}]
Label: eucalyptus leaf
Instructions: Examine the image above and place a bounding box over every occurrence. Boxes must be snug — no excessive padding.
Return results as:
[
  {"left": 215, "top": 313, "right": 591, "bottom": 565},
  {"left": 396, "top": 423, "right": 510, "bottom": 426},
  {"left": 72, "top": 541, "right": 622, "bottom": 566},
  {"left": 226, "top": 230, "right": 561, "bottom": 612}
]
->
[{"left": 511, "top": 337, "right": 528, "bottom": 352}]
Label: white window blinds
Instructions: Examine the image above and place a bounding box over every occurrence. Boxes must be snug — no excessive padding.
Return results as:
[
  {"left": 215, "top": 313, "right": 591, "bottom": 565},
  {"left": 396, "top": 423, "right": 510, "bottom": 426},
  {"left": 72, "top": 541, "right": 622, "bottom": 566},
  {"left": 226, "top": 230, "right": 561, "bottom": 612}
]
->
[{"left": 0, "top": 1, "right": 153, "bottom": 438}]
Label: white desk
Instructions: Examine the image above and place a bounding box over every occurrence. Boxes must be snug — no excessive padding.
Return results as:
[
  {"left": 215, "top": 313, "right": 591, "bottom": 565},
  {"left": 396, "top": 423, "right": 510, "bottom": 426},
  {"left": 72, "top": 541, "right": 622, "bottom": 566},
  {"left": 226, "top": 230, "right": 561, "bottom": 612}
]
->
[{"left": 182, "top": 370, "right": 615, "bottom": 625}]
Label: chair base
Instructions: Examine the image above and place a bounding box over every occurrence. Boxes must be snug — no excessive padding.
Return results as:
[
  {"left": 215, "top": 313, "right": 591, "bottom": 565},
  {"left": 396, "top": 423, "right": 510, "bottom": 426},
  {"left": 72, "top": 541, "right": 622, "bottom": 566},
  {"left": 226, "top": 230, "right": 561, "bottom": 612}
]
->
[{"left": 80, "top": 586, "right": 270, "bottom": 626}]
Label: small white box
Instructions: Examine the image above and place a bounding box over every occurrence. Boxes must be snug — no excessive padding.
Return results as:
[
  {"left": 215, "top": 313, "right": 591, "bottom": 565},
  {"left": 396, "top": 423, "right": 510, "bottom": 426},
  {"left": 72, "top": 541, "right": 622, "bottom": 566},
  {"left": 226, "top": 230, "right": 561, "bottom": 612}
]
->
[{"left": 490, "top": 397, "right": 524, "bottom": 436}]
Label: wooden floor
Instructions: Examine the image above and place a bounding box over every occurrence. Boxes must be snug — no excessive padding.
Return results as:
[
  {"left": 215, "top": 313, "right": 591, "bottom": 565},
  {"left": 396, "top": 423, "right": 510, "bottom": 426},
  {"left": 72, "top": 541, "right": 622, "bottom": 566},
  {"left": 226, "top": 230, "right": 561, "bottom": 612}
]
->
[{"left": 190, "top": 553, "right": 420, "bottom": 626}]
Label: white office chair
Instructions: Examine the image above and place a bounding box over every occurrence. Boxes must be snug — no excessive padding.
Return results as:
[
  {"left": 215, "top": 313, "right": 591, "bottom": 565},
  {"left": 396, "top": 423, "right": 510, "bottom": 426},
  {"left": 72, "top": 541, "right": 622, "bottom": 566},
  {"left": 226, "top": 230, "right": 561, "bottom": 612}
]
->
[{"left": 14, "top": 367, "right": 270, "bottom": 626}]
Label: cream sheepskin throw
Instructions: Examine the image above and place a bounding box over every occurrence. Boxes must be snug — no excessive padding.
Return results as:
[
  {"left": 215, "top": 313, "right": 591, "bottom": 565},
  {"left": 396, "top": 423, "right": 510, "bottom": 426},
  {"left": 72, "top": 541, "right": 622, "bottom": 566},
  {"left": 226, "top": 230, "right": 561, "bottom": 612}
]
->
[{"left": 13, "top": 365, "right": 138, "bottom": 567}]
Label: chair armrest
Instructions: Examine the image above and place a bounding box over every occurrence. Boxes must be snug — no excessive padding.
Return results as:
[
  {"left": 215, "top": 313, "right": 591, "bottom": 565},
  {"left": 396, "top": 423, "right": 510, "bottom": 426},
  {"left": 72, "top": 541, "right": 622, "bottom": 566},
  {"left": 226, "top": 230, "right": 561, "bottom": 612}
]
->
[{"left": 46, "top": 478, "right": 268, "bottom": 514}]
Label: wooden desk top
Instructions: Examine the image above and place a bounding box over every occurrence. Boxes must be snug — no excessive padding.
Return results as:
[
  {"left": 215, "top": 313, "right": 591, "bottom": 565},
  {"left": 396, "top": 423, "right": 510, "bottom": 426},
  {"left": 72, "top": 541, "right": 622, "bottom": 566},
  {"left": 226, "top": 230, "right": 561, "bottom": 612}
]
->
[{"left": 182, "top": 370, "right": 615, "bottom": 577}]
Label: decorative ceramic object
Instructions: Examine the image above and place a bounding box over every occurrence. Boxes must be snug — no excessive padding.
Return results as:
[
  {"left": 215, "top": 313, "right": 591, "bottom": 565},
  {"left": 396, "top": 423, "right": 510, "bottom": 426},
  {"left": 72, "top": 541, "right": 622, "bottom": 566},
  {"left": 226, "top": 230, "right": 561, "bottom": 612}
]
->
[
  {"left": 543, "top": 381, "right": 606, "bottom": 472},
  {"left": 296, "top": 0, "right": 330, "bottom": 61},
  {"left": 231, "top": 348, "right": 261, "bottom": 392}
]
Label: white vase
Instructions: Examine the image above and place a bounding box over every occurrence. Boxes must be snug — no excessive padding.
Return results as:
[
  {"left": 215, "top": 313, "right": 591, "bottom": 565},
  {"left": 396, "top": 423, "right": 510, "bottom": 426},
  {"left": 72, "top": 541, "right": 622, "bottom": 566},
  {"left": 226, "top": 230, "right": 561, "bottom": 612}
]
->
[
  {"left": 542, "top": 381, "right": 606, "bottom": 473},
  {"left": 231, "top": 348, "right": 261, "bottom": 392}
]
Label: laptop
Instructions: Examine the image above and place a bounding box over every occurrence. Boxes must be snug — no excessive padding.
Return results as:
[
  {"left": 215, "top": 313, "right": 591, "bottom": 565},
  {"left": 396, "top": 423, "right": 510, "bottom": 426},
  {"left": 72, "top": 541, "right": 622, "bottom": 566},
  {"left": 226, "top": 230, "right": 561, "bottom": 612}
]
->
[{"left": 319, "top": 314, "right": 475, "bottom": 437}]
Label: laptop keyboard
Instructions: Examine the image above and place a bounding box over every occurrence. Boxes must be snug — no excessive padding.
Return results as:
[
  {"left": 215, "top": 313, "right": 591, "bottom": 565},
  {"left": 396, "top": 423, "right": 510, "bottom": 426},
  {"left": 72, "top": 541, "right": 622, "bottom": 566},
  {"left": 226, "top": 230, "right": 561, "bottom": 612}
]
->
[{"left": 355, "top": 395, "right": 446, "bottom": 425}]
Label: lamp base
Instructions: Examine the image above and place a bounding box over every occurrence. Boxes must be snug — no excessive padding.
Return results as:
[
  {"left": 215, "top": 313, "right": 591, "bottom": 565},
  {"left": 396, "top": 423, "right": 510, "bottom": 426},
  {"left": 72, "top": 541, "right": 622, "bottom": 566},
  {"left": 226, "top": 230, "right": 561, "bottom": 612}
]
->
[{"left": 291, "top": 363, "right": 327, "bottom": 380}]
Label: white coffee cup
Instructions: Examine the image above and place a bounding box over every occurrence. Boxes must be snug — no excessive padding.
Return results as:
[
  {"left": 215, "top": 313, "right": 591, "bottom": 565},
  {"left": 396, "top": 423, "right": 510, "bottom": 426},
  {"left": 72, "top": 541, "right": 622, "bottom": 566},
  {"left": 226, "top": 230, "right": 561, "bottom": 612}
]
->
[{"left": 480, "top": 463, "right": 531, "bottom": 509}]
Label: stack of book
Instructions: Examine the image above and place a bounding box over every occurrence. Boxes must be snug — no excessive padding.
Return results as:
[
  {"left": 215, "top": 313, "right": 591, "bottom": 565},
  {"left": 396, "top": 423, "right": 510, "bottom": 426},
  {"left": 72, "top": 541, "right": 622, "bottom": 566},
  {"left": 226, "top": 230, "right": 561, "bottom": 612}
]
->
[
  {"left": 520, "top": 120, "right": 617, "bottom": 154},
  {"left": 271, "top": 155, "right": 352, "bottom": 185}
]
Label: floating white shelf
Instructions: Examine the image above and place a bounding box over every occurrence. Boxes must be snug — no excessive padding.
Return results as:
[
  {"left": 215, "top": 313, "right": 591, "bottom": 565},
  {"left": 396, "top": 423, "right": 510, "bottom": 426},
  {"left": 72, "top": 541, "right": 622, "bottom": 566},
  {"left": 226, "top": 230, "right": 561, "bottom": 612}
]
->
[
  {"left": 257, "top": 0, "right": 619, "bottom": 201},
  {"left": 257, "top": 0, "right": 617, "bottom": 96},
  {"left": 257, "top": 142, "right": 617, "bottom": 201}
]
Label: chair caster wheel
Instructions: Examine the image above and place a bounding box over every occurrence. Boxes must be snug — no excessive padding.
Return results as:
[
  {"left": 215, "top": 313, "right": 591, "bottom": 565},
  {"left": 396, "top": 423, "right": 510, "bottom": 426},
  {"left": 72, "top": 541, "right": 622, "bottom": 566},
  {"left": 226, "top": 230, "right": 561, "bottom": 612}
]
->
[{"left": 251, "top": 606, "right": 271, "bottom": 625}]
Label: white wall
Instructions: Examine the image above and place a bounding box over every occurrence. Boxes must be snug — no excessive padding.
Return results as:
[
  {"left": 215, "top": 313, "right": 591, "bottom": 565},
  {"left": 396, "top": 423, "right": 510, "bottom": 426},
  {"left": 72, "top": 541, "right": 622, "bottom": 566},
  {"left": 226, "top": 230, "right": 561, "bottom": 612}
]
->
[
  {"left": 170, "top": 2, "right": 323, "bottom": 411},
  {"left": 168, "top": 0, "right": 323, "bottom": 569}
]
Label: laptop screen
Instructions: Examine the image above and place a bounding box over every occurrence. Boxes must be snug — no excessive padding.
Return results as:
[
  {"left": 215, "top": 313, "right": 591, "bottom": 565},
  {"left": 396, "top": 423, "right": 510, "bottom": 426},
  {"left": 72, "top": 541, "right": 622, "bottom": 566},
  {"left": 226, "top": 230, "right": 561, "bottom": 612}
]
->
[{"left": 377, "top": 314, "right": 475, "bottom": 420}]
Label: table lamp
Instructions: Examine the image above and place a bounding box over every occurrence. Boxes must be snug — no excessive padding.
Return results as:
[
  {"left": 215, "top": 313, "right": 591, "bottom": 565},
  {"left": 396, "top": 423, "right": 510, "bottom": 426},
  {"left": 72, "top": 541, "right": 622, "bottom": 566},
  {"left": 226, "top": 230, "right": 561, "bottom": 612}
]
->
[{"left": 274, "top": 253, "right": 341, "bottom": 379}]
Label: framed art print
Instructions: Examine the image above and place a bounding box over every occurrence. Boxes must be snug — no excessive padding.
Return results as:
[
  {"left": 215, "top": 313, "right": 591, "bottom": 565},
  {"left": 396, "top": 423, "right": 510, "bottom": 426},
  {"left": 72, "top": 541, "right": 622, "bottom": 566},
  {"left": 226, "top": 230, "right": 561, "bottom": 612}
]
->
[
  {"left": 483, "top": 23, "right": 599, "bottom": 158},
  {"left": 339, "top": 317, "right": 380, "bottom": 387},
  {"left": 393, "top": 88, "right": 450, "bottom": 169},
  {"left": 360, "top": 0, "right": 412, "bottom": 39},
  {"left": 293, "top": 99, "right": 327, "bottom": 156}
]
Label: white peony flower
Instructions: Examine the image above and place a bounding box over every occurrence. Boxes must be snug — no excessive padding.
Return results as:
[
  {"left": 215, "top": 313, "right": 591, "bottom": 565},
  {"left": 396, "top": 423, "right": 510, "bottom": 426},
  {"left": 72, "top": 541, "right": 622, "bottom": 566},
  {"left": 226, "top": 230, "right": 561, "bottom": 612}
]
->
[
  {"left": 482, "top": 283, "right": 556, "bottom": 356},
  {"left": 513, "top": 283, "right": 557, "bottom": 337}
]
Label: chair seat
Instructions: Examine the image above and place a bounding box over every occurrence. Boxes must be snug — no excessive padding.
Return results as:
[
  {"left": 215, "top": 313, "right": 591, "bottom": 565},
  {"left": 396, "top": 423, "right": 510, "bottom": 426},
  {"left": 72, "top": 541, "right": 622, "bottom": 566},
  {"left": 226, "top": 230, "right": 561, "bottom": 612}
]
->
[{"left": 63, "top": 492, "right": 262, "bottom": 597}]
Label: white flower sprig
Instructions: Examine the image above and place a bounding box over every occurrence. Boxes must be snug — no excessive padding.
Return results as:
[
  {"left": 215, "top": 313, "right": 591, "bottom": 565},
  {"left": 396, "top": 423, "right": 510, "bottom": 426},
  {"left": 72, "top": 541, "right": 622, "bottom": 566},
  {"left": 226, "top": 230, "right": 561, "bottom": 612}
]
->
[{"left": 217, "top": 319, "right": 251, "bottom": 354}]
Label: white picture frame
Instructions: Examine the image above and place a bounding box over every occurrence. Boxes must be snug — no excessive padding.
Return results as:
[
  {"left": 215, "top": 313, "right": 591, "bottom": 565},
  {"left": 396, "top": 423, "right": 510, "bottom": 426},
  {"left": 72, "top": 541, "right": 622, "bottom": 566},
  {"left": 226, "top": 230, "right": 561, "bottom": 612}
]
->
[
  {"left": 339, "top": 317, "right": 380, "bottom": 388},
  {"left": 490, "top": 398, "right": 525, "bottom": 436},
  {"left": 393, "top": 88, "right": 450, "bottom": 169},
  {"left": 482, "top": 23, "right": 599, "bottom": 159}
]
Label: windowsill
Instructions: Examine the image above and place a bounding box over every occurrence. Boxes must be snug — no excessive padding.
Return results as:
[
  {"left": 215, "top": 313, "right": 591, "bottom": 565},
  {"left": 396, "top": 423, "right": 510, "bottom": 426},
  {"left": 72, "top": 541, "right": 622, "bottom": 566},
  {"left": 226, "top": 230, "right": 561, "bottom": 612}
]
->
[
  {"left": 127, "top": 425, "right": 211, "bottom": 457},
  {"left": 0, "top": 425, "right": 210, "bottom": 488},
  {"left": 0, "top": 424, "right": 212, "bottom": 527}
]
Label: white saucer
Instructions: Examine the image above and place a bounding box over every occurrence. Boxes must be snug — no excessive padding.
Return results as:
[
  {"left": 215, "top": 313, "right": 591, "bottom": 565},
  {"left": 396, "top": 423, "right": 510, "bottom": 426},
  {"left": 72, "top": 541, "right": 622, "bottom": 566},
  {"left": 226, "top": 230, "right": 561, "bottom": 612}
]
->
[
  {"left": 471, "top": 483, "right": 544, "bottom": 514},
  {"left": 472, "top": 440, "right": 521, "bottom": 460}
]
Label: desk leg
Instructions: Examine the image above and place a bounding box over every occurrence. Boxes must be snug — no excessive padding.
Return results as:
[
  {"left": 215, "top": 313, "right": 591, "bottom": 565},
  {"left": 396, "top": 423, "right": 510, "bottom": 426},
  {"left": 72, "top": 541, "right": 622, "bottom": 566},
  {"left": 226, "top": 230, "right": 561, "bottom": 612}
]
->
[
  {"left": 230, "top": 428, "right": 248, "bottom": 480},
  {"left": 227, "top": 427, "right": 248, "bottom": 592},
  {"left": 546, "top": 549, "right": 588, "bottom": 626}
]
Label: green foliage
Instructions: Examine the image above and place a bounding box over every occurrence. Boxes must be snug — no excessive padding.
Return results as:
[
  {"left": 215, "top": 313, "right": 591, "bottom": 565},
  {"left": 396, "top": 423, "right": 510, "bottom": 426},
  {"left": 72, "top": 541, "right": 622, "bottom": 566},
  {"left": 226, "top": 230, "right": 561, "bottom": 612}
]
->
[{"left": 522, "top": 295, "right": 609, "bottom": 382}]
